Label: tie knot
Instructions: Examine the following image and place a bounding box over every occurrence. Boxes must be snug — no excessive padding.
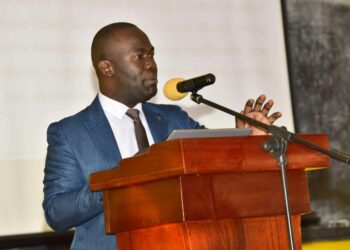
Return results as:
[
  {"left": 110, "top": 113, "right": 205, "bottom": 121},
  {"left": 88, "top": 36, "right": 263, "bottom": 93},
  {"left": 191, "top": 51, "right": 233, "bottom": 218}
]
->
[{"left": 126, "top": 109, "right": 140, "bottom": 120}]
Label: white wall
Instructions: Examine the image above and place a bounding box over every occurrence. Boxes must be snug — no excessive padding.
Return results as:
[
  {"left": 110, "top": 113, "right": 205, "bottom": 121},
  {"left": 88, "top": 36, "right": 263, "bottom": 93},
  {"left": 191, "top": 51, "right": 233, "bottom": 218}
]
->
[{"left": 0, "top": 0, "right": 293, "bottom": 235}]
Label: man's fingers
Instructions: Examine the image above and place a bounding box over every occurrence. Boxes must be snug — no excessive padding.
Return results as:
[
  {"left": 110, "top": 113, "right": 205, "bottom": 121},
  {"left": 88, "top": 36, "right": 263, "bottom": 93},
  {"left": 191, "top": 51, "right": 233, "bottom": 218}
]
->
[
  {"left": 243, "top": 99, "right": 254, "bottom": 114},
  {"left": 261, "top": 100, "right": 274, "bottom": 116},
  {"left": 253, "top": 95, "right": 266, "bottom": 112},
  {"left": 235, "top": 111, "right": 245, "bottom": 128},
  {"left": 239, "top": 95, "right": 282, "bottom": 130},
  {"left": 267, "top": 112, "right": 282, "bottom": 124}
]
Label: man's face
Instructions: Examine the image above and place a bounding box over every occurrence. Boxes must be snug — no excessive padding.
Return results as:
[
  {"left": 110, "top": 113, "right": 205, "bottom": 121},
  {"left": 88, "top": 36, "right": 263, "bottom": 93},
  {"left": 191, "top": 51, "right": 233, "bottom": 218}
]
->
[{"left": 103, "top": 28, "right": 158, "bottom": 107}]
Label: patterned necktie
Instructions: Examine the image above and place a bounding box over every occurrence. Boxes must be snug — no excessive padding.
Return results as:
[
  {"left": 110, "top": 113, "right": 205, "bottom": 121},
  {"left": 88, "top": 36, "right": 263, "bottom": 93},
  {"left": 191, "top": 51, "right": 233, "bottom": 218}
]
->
[{"left": 126, "top": 109, "right": 150, "bottom": 151}]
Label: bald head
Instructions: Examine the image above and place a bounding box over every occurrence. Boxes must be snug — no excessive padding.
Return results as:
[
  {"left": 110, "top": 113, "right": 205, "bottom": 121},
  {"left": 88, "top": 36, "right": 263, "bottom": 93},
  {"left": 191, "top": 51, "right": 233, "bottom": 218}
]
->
[
  {"left": 90, "top": 22, "right": 158, "bottom": 107},
  {"left": 91, "top": 22, "right": 139, "bottom": 71}
]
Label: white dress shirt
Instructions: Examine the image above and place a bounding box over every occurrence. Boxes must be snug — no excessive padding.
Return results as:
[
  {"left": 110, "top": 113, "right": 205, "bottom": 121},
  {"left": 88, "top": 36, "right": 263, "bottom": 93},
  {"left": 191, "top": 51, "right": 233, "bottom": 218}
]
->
[{"left": 98, "top": 93, "right": 155, "bottom": 158}]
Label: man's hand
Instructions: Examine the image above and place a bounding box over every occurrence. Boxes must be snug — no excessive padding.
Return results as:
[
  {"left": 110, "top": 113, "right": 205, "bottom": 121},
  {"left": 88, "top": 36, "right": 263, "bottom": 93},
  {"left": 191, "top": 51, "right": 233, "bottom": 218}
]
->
[{"left": 235, "top": 95, "right": 282, "bottom": 135}]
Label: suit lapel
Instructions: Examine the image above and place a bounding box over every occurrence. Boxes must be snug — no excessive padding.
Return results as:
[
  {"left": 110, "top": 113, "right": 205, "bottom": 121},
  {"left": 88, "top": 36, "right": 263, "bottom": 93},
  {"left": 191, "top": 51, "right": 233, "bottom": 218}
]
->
[
  {"left": 142, "top": 103, "right": 169, "bottom": 143},
  {"left": 84, "top": 96, "right": 121, "bottom": 167},
  {"left": 82, "top": 99, "right": 169, "bottom": 167}
]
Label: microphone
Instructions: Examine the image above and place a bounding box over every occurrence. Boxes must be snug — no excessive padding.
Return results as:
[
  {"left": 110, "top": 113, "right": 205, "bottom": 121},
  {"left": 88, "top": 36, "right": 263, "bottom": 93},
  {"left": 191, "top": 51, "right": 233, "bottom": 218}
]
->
[{"left": 163, "top": 73, "right": 215, "bottom": 100}]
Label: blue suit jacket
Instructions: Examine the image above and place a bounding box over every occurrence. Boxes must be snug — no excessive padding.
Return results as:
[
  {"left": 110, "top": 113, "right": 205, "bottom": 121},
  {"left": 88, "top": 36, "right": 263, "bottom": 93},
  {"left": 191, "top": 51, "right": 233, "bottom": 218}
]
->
[{"left": 43, "top": 96, "right": 202, "bottom": 250}]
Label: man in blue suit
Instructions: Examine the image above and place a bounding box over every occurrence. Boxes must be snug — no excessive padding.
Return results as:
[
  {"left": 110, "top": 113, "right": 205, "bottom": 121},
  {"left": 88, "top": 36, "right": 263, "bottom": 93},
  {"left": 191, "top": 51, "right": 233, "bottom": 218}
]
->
[{"left": 43, "top": 22, "right": 281, "bottom": 250}]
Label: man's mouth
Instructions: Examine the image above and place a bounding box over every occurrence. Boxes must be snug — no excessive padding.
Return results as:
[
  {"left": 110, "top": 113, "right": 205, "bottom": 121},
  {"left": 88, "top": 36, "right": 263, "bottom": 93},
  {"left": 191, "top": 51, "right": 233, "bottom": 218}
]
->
[{"left": 145, "top": 78, "right": 158, "bottom": 85}]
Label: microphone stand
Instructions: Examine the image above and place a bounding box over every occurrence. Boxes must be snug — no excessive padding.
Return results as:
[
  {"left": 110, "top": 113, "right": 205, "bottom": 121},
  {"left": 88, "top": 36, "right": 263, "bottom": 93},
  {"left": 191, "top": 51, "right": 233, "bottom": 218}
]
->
[{"left": 190, "top": 92, "right": 350, "bottom": 250}]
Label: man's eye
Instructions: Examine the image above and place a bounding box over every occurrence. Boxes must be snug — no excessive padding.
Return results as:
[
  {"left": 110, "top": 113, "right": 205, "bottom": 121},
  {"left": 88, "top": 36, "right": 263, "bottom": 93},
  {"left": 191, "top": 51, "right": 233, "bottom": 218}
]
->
[
  {"left": 134, "top": 52, "right": 154, "bottom": 61},
  {"left": 135, "top": 54, "right": 144, "bottom": 60}
]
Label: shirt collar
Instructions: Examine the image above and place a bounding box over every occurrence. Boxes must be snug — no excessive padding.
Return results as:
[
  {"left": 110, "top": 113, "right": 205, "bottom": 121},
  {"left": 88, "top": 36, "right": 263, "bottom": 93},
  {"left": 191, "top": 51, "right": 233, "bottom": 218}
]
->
[{"left": 98, "top": 93, "right": 143, "bottom": 120}]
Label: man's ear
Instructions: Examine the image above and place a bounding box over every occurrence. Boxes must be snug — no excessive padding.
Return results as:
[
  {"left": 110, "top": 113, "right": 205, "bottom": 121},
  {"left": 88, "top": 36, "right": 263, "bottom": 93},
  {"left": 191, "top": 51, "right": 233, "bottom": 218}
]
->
[{"left": 97, "top": 60, "right": 114, "bottom": 77}]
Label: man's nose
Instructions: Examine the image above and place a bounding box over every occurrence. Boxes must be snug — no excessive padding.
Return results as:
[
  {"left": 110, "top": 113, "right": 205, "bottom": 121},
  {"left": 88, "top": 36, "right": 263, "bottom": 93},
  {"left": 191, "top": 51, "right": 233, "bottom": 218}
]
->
[{"left": 145, "top": 58, "right": 157, "bottom": 71}]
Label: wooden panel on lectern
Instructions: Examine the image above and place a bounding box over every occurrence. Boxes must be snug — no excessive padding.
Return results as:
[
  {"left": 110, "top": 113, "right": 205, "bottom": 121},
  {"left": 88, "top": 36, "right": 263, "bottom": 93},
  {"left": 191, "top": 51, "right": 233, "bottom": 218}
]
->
[
  {"left": 89, "top": 134, "right": 330, "bottom": 250},
  {"left": 90, "top": 134, "right": 329, "bottom": 191},
  {"left": 103, "top": 170, "right": 309, "bottom": 233},
  {"left": 117, "top": 216, "right": 302, "bottom": 250}
]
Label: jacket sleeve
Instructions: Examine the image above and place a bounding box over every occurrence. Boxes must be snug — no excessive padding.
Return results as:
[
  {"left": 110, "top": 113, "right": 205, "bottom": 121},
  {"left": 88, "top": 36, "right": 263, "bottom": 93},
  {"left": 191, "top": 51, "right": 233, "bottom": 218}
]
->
[{"left": 42, "top": 122, "right": 103, "bottom": 232}]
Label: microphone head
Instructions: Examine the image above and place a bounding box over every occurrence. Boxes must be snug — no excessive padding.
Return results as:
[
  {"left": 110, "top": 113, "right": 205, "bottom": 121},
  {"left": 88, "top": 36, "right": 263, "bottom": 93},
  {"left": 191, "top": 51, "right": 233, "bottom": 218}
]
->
[{"left": 163, "top": 77, "right": 188, "bottom": 101}]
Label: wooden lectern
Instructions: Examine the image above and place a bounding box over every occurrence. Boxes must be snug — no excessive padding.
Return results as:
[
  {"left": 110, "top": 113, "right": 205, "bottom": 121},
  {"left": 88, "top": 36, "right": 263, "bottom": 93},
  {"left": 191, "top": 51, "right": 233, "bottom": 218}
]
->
[{"left": 90, "top": 135, "right": 330, "bottom": 250}]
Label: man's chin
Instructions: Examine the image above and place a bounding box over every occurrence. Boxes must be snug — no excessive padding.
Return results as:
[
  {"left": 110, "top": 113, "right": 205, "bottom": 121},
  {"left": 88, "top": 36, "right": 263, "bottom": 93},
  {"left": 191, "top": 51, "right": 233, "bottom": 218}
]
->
[{"left": 142, "top": 88, "right": 158, "bottom": 102}]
